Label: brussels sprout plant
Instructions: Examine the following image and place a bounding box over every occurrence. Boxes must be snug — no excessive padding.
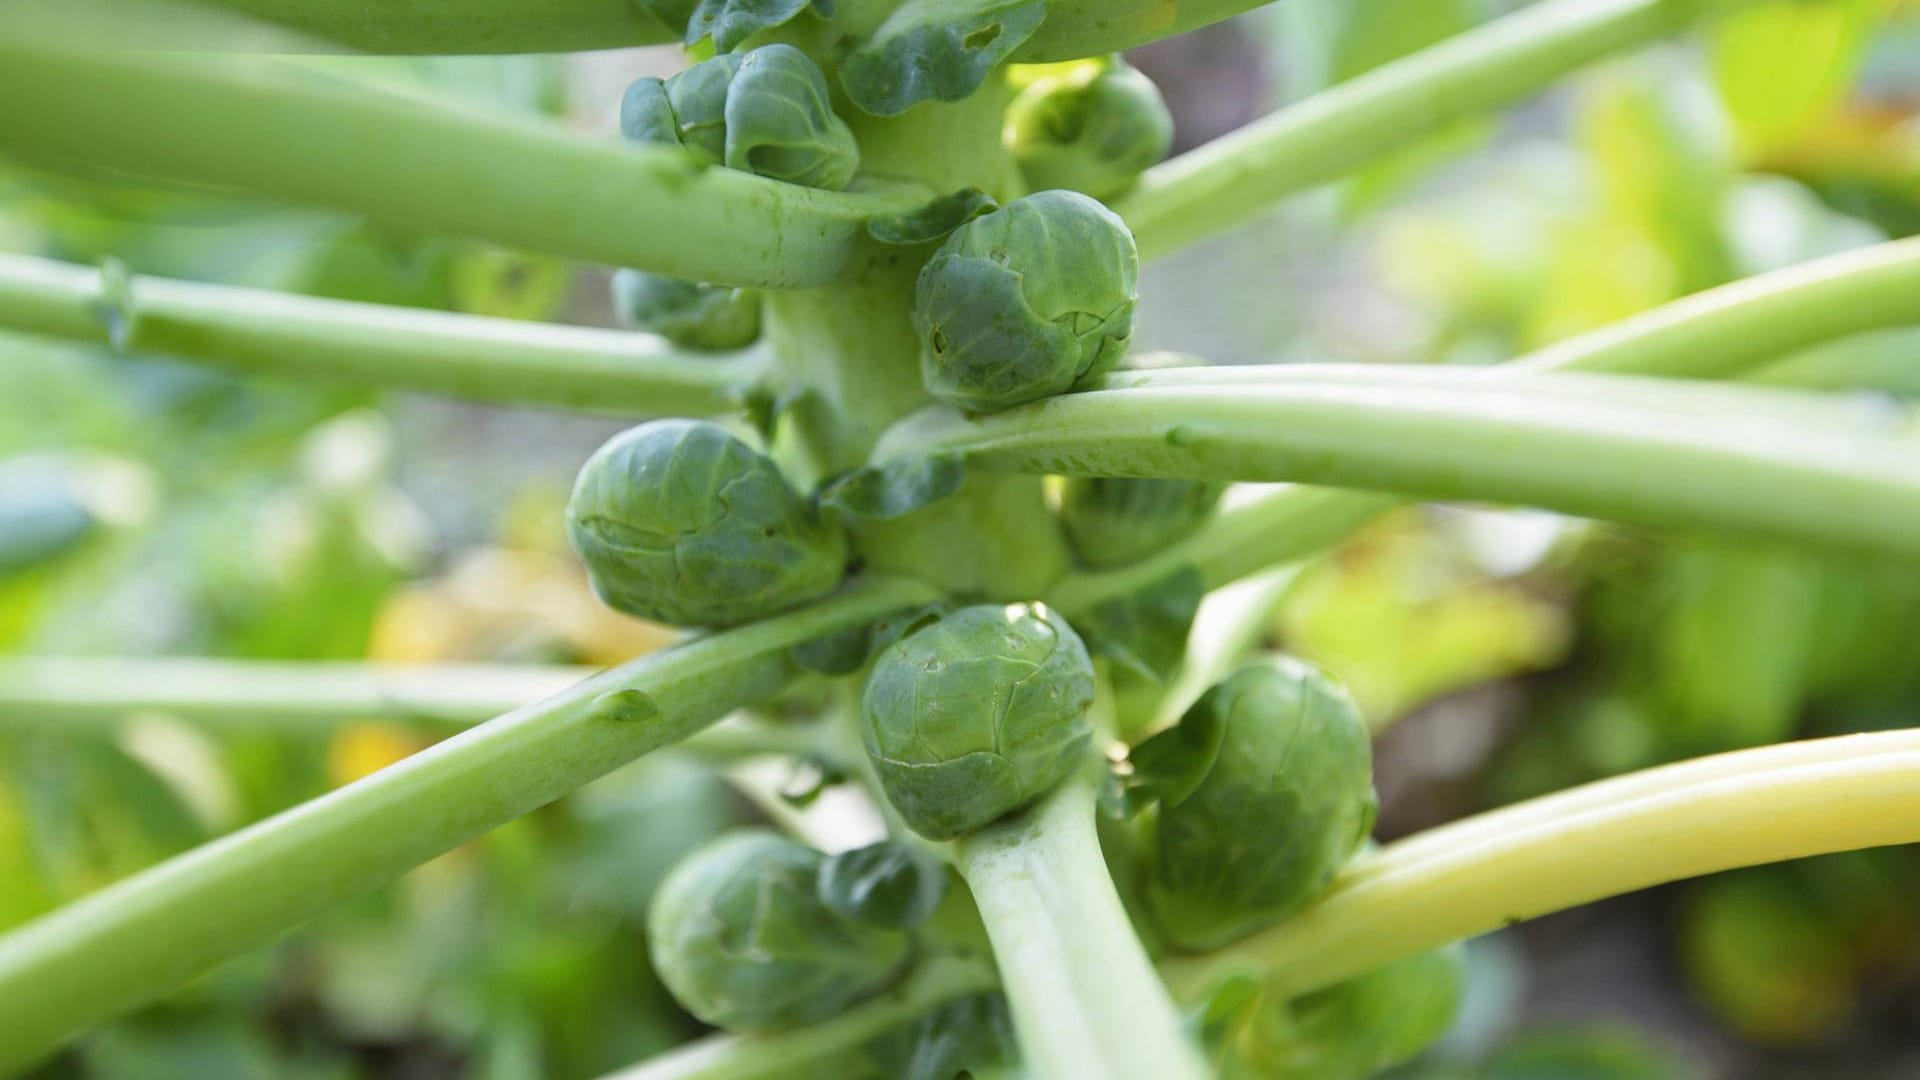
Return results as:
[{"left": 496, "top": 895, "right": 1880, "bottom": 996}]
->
[{"left": 4, "top": 1, "right": 1920, "bottom": 1079}]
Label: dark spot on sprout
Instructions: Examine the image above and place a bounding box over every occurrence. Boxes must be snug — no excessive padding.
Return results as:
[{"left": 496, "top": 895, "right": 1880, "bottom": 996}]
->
[
  {"left": 930, "top": 328, "right": 949, "bottom": 357},
  {"left": 964, "top": 23, "right": 1002, "bottom": 49}
]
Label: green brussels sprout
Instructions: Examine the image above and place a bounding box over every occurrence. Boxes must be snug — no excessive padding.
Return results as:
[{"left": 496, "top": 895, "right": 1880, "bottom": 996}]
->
[
  {"left": 1005, "top": 59, "right": 1174, "bottom": 201},
  {"left": 566, "top": 419, "right": 847, "bottom": 628},
  {"left": 649, "top": 830, "right": 911, "bottom": 1031},
  {"left": 1058, "top": 477, "right": 1226, "bottom": 569},
  {"left": 913, "top": 190, "right": 1139, "bottom": 413},
  {"left": 610, "top": 268, "right": 761, "bottom": 351},
  {"left": 1220, "top": 948, "right": 1465, "bottom": 1080},
  {"left": 861, "top": 603, "right": 1097, "bottom": 839},
  {"left": 1130, "top": 656, "right": 1376, "bottom": 951},
  {"left": 619, "top": 44, "right": 859, "bottom": 190}
]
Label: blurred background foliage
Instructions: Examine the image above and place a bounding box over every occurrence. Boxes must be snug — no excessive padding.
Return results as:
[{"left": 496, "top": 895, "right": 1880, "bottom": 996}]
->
[{"left": 1, "top": 0, "right": 1919, "bottom": 1076}]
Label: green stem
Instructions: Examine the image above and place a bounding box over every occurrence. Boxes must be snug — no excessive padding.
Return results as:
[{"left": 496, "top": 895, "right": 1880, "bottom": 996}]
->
[
  {"left": 953, "top": 769, "right": 1207, "bottom": 1080},
  {"left": 0, "top": 656, "right": 827, "bottom": 759},
  {"left": 0, "top": 37, "right": 922, "bottom": 289},
  {"left": 1015, "top": 0, "right": 1273, "bottom": 61},
  {"left": 1161, "top": 730, "right": 1920, "bottom": 1002},
  {"left": 1115, "top": 0, "right": 1750, "bottom": 260},
  {"left": 603, "top": 954, "right": 1000, "bottom": 1080},
  {"left": 1047, "top": 236, "right": 1920, "bottom": 610},
  {"left": 882, "top": 365, "right": 1920, "bottom": 557},
  {"left": 161, "top": 0, "right": 675, "bottom": 53},
  {"left": 0, "top": 254, "right": 764, "bottom": 416},
  {"left": 0, "top": 577, "right": 936, "bottom": 1075}
]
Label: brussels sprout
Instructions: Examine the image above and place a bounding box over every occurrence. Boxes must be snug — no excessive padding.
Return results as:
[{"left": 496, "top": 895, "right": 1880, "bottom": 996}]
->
[
  {"left": 1220, "top": 948, "right": 1465, "bottom": 1080},
  {"left": 1005, "top": 60, "right": 1174, "bottom": 200},
  {"left": 1130, "top": 656, "right": 1376, "bottom": 951},
  {"left": 1059, "top": 477, "right": 1226, "bottom": 570},
  {"left": 649, "top": 830, "right": 911, "bottom": 1031},
  {"left": 619, "top": 45, "right": 859, "bottom": 190},
  {"left": 566, "top": 419, "right": 847, "bottom": 627},
  {"left": 913, "top": 190, "right": 1139, "bottom": 413},
  {"left": 866, "top": 992, "right": 1022, "bottom": 1080},
  {"left": 861, "top": 603, "right": 1096, "bottom": 839},
  {"left": 610, "top": 268, "right": 761, "bottom": 351}
]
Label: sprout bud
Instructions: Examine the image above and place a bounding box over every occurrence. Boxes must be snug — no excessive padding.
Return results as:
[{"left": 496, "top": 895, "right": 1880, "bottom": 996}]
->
[
  {"left": 1059, "top": 477, "right": 1225, "bottom": 569},
  {"left": 913, "top": 190, "right": 1139, "bottom": 413},
  {"left": 649, "top": 831, "right": 910, "bottom": 1031},
  {"left": 861, "top": 603, "right": 1096, "bottom": 839},
  {"left": 610, "top": 268, "right": 761, "bottom": 351},
  {"left": 1131, "top": 657, "right": 1377, "bottom": 951},
  {"left": 566, "top": 419, "right": 846, "bottom": 628},
  {"left": 1005, "top": 60, "right": 1174, "bottom": 201},
  {"left": 619, "top": 44, "right": 859, "bottom": 190}
]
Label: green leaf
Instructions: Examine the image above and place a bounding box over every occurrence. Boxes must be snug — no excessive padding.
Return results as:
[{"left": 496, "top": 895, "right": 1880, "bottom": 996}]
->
[
  {"left": 839, "top": 0, "right": 1046, "bottom": 116},
  {"left": 867, "top": 188, "right": 999, "bottom": 246},
  {"left": 634, "top": 0, "right": 701, "bottom": 37},
  {"left": 864, "top": 992, "right": 1020, "bottom": 1080},
  {"left": 819, "top": 454, "right": 965, "bottom": 520},
  {"left": 0, "top": 456, "right": 96, "bottom": 578},
  {"left": 1076, "top": 567, "right": 1204, "bottom": 685},
  {"left": 816, "top": 841, "right": 948, "bottom": 930},
  {"left": 686, "top": 0, "right": 831, "bottom": 51}
]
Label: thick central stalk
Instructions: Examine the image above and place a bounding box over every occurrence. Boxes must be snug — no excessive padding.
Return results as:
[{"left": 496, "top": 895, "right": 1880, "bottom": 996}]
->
[
  {"left": 955, "top": 769, "right": 1208, "bottom": 1080},
  {"left": 763, "top": 70, "right": 1069, "bottom": 599}
]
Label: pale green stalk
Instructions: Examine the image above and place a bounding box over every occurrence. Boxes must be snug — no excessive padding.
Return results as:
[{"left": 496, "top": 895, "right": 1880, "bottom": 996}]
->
[
  {"left": 1162, "top": 730, "right": 1920, "bottom": 1002},
  {"left": 1016, "top": 0, "right": 1277, "bottom": 61},
  {"left": 877, "top": 367, "right": 1920, "bottom": 559},
  {"left": 1047, "top": 236, "right": 1920, "bottom": 611},
  {"left": 1117, "top": 0, "right": 1751, "bottom": 260},
  {"left": 0, "top": 656, "right": 827, "bottom": 759},
  {"left": 0, "top": 254, "right": 765, "bottom": 416},
  {"left": 603, "top": 955, "right": 999, "bottom": 1080},
  {"left": 0, "top": 577, "right": 937, "bottom": 1075},
  {"left": 0, "top": 36, "right": 922, "bottom": 289},
  {"left": 953, "top": 769, "right": 1207, "bottom": 1080},
  {"left": 163, "top": 0, "right": 676, "bottom": 53}
]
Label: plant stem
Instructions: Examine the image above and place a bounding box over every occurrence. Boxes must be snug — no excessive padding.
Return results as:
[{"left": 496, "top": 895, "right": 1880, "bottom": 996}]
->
[
  {"left": 953, "top": 769, "right": 1207, "bottom": 1080},
  {"left": 0, "top": 577, "right": 936, "bottom": 1075},
  {"left": 0, "top": 36, "right": 922, "bottom": 289},
  {"left": 602, "top": 954, "right": 1000, "bottom": 1080},
  {"left": 1161, "top": 730, "right": 1920, "bottom": 1003},
  {"left": 0, "top": 254, "right": 764, "bottom": 416},
  {"left": 0, "top": 656, "right": 828, "bottom": 759},
  {"left": 1115, "top": 0, "right": 1751, "bottom": 260},
  {"left": 155, "top": 0, "right": 676, "bottom": 53},
  {"left": 1047, "top": 237, "right": 1920, "bottom": 610},
  {"left": 881, "top": 366, "right": 1920, "bottom": 559},
  {"left": 1016, "top": 0, "right": 1274, "bottom": 61}
]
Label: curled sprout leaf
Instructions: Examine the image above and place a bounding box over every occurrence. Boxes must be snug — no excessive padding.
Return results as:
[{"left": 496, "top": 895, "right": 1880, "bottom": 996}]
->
[
  {"left": 648, "top": 831, "right": 911, "bottom": 1031},
  {"left": 565, "top": 419, "right": 848, "bottom": 628},
  {"left": 867, "top": 188, "right": 1001, "bottom": 246},
  {"left": 1060, "top": 477, "right": 1226, "bottom": 570},
  {"left": 725, "top": 45, "right": 861, "bottom": 190},
  {"left": 686, "top": 0, "right": 831, "bottom": 52},
  {"left": 820, "top": 454, "right": 966, "bottom": 520},
  {"left": 611, "top": 268, "right": 762, "bottom": 351},
  {"left": 914, "top": 190, "right": 1139, "bottom": 412},
  {"left": 840, "top": 0, "right": 1048, "bottom": 117},
  {"left": 817, "top": 841, "right": 949, "bottom": 930},
  {"left": 620, "top": 46, "right": 859, "bottom": 190},
  {"left": 861, "top": 603, "right": 1096, "bottom": 839},
  {"left": 1130, "top": 656, "right": 1378, "bottom": 952},
  {"left": 866, "top": 992, "right": 1022, "bottom": 1080},
  {"left": 1078, "top": 566, "right": 1207, "bottom": 684},
  {"left": 1005, "top": 58, "right": 1174, "bottom": 201}
]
